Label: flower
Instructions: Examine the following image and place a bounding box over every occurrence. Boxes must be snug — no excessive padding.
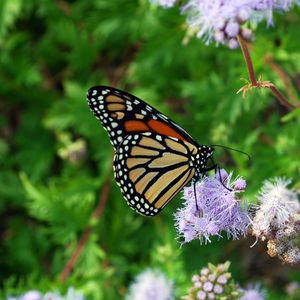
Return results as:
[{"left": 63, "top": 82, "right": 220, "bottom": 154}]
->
[
  {"left": 174, "top": 169, "right": 250, "bottom": 244},
  {"left": 253, "top": 178, "right": 300, "bottom": 236},
  {"left": 252, "top": 177, "right": 300, "bottom": 265},
  {"left": 252, "top": 178, "right": 300, "bottom": 237},
  {"left": 20, "top": 291, "right": 42, "bottom": 300},
  {"left": 151, "top": 0, "right": 177, "bottom": 8},
  {"left": 7, "top": 288, "right": 84, "bottom": 300},
  {"left": 285, "top": 281, "right": 299, "bottom": 296},
  {"left": 239, "top": 284, "right": 266, "bottom": 300},
  {"left": 153, "top": 0, "right": 299, "bottom": 47},
  {"left": 126, "top": 269, "right": 174, "bottom": 300},
  {"left": 182, "top": 262, "right": 242, "bottom": 300}
]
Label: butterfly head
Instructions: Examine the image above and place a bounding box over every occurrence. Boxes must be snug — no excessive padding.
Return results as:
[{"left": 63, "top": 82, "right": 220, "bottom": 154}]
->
[
  {"left": 198, "top": 145, "right": 214, "bottom": 161},
  {"left": 193, "top": 145, "right": 215, "bottom": 179}
]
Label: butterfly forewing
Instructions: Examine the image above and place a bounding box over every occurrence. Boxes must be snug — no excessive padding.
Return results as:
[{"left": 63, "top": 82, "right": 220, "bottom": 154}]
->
[
  {"left": 113, "top": 133, "right": 197, "bottom": 216},
  {"left": 87, "top": 86, "right": 198, "bottom": 150}
]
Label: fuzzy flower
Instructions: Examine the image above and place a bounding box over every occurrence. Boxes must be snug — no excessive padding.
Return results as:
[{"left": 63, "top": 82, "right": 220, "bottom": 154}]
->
[
  {"left": 126, "top": 269, "right": 174, "bottom": 300},
  {"left": 174, "top": 169, "right": 250, "bottom": 244},
  {"left": 252, "top": 178, "right": 300, "bottom": 238},
  {"left": 239, "top": 284, "right": 266, "bottom": 300},
  {"left": 153, "top": 0, "right": 299, "bottom": 47},
  {"left": 252, "top": 178, "right": 300, "bottom": 265},
  {"left": 182, "top": 262, "right": 242, "bottom": 300}
]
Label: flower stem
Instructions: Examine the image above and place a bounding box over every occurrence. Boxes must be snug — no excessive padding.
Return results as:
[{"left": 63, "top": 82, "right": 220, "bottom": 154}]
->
[
  {"left": 264, "top": 55, "right": 300, "bottom": 106},
  {"left": 60, "top": 176, "right": 111, "bottom": 282},
  {"left": 237, "top": 35, "right": 298, "bottom": 111},
  {"left": 237, "top": 35, "right": 257, "bottom": 86}
]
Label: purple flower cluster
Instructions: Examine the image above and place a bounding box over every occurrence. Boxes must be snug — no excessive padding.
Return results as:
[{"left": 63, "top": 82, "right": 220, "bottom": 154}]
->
[
  {"left": 152, "top": 0, "right": 299, "bottom": 48},
  {"left": 183, "top": 261, "right": 243, "bottom": 300},
  {"left": 174, "top": 169, "right": 250, "bottom": 244}
]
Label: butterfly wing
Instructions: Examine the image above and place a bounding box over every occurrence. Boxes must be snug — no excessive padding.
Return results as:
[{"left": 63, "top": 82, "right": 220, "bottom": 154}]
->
[
  {"left": 113, "top": 132, "right": 198, "bottom": 216},
  {"left": 87, "top": 86, "right": 198, "bottom": 150}
]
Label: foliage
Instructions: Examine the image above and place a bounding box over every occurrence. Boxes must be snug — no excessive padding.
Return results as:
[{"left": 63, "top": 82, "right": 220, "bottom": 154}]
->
[{"left": 0, "top": 0, "right": 299, "bottom": 299}]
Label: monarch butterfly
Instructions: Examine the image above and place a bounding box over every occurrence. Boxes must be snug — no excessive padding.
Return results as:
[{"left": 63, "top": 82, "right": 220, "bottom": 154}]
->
[{"left": 87, "top": 86, "right": 215, "bottom": 216}]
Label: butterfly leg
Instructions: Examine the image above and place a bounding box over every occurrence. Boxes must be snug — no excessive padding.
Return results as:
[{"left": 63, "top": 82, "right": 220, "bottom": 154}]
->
[{"left": 206, "top": 158, "right": 232, "bottom": 191}]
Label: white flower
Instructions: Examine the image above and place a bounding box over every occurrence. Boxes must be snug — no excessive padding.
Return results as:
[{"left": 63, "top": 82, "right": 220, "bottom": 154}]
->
[
  {"left": 252, "top": 178, "right": 300, "bottom": 237},
  {"left": 20, "top": 291, "right": 42, "bottom": 300},
  {"left": 239, "top": 283, "right": 266, "bottom": 300},
  {"left": 126, "top": 269, "right": 174, "bottom": 300}
]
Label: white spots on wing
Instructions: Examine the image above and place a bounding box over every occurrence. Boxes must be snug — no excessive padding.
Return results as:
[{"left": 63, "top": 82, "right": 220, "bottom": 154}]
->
[
  {"left": 92, "top": 90, "right": 97, "bottom": 96},
  {"left": 159, "top": 113, "right": 167, "bottom": 120},
  {"left": 111, "top": 122, "right": 118, "bottom": 128},
  {"left": 117, "top": 136, "right": 122, "bottom": 143},
  {"left": 134, "top": 99, "right": 140, "bottom": 104},
  {"left": 98, "top": 95, "right": 104, "bottom": 100},
  {"left": 141, "top": 110, "right": 147, "bottom": 115}
]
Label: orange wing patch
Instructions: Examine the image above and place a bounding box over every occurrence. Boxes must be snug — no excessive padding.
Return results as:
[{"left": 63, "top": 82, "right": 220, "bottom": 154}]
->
[
  {"left": 148, "top": 120, "right": 188, "bottom": 142},
  {"left": 125, "top": 120, "right": 150, "bottom": 132}
]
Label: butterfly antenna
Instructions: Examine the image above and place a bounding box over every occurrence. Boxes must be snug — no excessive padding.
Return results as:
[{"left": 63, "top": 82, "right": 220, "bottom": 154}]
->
[{"left": 211, "top": 144, "right": 251, "bottom": 161}]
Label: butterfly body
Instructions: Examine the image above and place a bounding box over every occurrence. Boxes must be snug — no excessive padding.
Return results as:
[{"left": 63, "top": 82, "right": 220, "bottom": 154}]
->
[{"left": 87, "top": 86, "right": 214, "bottom": 216}]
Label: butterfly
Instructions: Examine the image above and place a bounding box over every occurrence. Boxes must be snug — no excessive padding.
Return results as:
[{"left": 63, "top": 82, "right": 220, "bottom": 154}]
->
[{"left": 87, "top": 86, "right": 215, "bottom": 216}]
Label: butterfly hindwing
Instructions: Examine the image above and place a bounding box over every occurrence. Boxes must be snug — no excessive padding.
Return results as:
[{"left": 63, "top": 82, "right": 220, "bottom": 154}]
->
[
  {"left": 87, "top": 86, "right": 197, "bottom": 150},
  {"left": 113, "top": 132, "right": 197, "bottom": 216}
]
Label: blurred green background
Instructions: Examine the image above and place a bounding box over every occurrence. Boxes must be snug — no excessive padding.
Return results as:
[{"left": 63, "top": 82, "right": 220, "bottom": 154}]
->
[{"left": 0, "top": 0, "right": 299, "bottom": 299}]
